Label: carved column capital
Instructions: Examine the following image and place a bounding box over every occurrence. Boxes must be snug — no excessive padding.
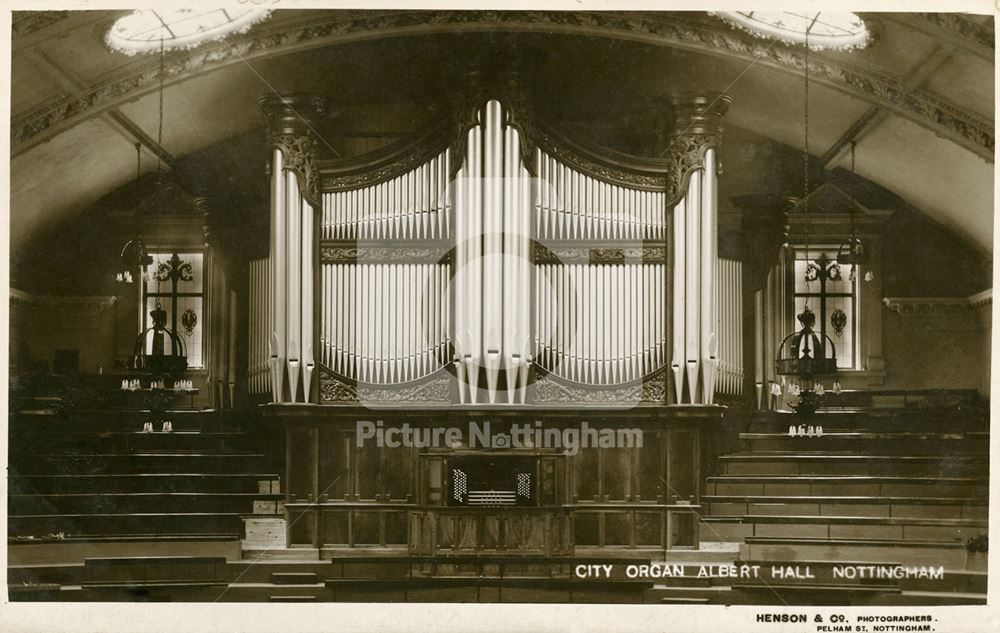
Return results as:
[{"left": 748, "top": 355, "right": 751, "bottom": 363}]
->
[
  {"left": 664, "top": 92, "right": 732, "bottom": 205},
  {"left": 257, "top": 93, "right": 329, "bottom": 208},
  {"left": 736, "top": 194, "right": 795, "bottom": 292},
  {"left": 196, "top": 194, "right": 261, "bottom": 283}
]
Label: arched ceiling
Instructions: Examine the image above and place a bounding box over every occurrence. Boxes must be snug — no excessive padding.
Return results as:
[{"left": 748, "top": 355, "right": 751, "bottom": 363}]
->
[{"left": 9, "top": 9, "right": 995, "bottom": 257}]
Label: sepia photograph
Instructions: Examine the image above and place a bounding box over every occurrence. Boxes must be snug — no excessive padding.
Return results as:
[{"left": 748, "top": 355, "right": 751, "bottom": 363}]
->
[{"left": 3, "top": 1, "right": 996, "bottom": 630}]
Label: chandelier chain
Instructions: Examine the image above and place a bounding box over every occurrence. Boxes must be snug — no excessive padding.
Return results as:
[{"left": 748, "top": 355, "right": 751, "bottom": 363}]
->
[{"left": 157, "top": 37, "right": 165, "bottom": 217}]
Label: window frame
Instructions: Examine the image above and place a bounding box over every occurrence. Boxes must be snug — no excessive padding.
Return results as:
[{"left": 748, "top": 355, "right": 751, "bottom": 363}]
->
[
  {"left": 790, "top": 245, "right": 862, "bottom": 370},
  {"left": 138, "top": 249, "right": 207, "bottom": 369}
]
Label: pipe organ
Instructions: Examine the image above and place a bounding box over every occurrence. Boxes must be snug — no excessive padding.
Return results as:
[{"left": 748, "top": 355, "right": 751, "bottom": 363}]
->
[
  {"left": 248, "top": 256, "right": 271, "bottom": 395},
  {"left": 716, "top": 257, "right": 744, "bottom": 396},
  {"left": 321, "top": 149, "right": 450, "bottom": 241},
  {"left": 321, "top": 263, "right": 451, "bottom": 384},
  {"left": 254, "top": 90, "right": 738, "bottom": 407},
  {"left": 254, "top": 87, "right": 736, "bottom": 560},
  {"left": 451, "top": 100, "right": 533, "bottom": 404},
  {"left": 752, "top": 249, "right": 794, "bottom": 409}
]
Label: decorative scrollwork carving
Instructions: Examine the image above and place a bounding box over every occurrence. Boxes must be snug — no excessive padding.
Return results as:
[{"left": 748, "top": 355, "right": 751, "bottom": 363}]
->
[
  {"left": 662, "top": 133, "right": 716, "bottom": 206},
  {"left": 358, "top": 376, "right": 452, "bottom": 403},
  {"left": 534, "top": 378, "right": 642, "bottom": 403},
  {"left": 320, "top": 246, "right": 451, "bottom": 263},
  {"left": 533, "top": 371, "right": 667, "bottom": 403},
  {"left": 319, "top": 368, "right": 359, "bottom": 402},
  {"left": 533, "top": 245, "right": 666, "bottom": 264},
  {"left": 272, "top": 134, "right": 321, "bottom": 209},
  {"left": 448, "top": 74, "right": 539, "bottom": 176},
  {"left": 320, "top": 366, "right": 452, "bottom": 403}
]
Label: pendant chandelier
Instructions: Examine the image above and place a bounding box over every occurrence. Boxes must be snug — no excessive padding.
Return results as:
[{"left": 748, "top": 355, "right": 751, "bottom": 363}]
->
[
  {"left": 775, "top": 22, "right": 838, "bottom": 413},
  {"left": 115, "top": 142, "right": 152, "bottom": 283},
  {"left": 115, "top": 38, "right": 167, "bottom": 284},
  {"left": 836, "top": 141, "right": 869, "bottom": 270}
]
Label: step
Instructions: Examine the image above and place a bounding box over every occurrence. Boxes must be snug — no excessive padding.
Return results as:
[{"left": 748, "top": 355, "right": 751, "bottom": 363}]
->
[
  {"left": 741, "top": 537, "right": 982, "bottom": 571},
  {"left": 272, "top": 572, "right": 318, "bottom": 585},
  {"left": 719, "top": 453, "right": 988, "bottom": 477},
  {"left": 747, "top": 411, "right": 988, "bottom": 433},
  {"left": 9, "top": 412, "right": 235, "bottom": 435},
  {"left": 221, "top": 560, "right": 334, "bottom": 583},
  {"left": 8, "top": 563, "right": 86, "bottom": 586},
  {"left": 701, "top": 515, "right": 986, "bottom": 543},
  {"left": 738, "top": 433, "right": 988, "bottom": 454},
  {"left": 659, "top": 596, "right": 710, "bottom": 603},
  {"left": 243, "top": 517, "right": 286, "bottom": 549},
  {"left": 84, "top": 555, "right": 227, "bottom": 584},
  {"left": 8, "top": 535, "right": 242, "bottom": 566},
  {"left": 706, "top": 476, "right": 988, "bottom": 498},
  {"left": 52, "top": 432, "right": 251, "bottom": 454},
  {"left": 730, "top": 582, "right": 901, "bottom": 606},
  {"left": 269, "top": 595, "right": 318, "bottom": 602},
  {"left": 8, "top": 513, "right": 245, "bottom": 538},
  {"left": 734, "top": 559, "right": 987, "bottom": 594},
  {"left": 730, "top": 559, "right": 946, "bottom": 588},
  {"left": 869, "top": 590, "right": 986, "bottom": 606},
  {"left": 12, "top": 453, "right": 268, "bottom": 475},
  {"left": 9, "top": 473, "right": 275, "bottom": 494},
  {"left": 9, "top": 493, "right": 280, "bottom": 516},
  {"left": 704, "top": 496, "right": 988, "bottom": 520}
]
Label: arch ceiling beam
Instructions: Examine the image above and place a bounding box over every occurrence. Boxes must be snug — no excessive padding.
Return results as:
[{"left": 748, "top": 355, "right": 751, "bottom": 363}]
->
[
  {"left": 870, "top": 12, "right": 993, "bottom": 62},
  {"left": 10, "top": 10, "right": 995, "bottom": 161},
  {"left": 22, "top": 48, "right": 176, "bottom": 169},
  {"left": 821, "top": 45, "right": 954, "bottom": 168}
]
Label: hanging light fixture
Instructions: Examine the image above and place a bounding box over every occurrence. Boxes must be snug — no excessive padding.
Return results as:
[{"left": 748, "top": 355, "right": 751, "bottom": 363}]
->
[
  {"left": 836, "top": 141, "right": 869, "bottom": 275},
  {"left": 124, "top": 39, "right": 188, "bottom": 376},
  {"left": 775, "top": 19, "right": 838, "bottom": 416},
  {"left": 115, "top": 142, "right": 153, "bottom": 283},
  {"left": 116, "top": 37, "right": 168, "bottom": 283}
]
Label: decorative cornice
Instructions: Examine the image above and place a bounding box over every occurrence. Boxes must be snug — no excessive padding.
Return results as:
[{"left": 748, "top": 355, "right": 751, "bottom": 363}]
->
[
  {"left": 882, "top": 289, "right": 992, "bottom": 314},
  {"left": 320, "top": 118, "right": 451, "bottom": 192},
  {"left": 875, "top": 13, "right": 993, "bottom": 60},
  {"left": 916, "top": 12, "right": 994, "bottom": 50},
  {"left": 12, "top": 11, "right": 70, "bottom": 38},
  {"left": 536, "top": 127, "right": 670, "bottom": 193},
  {"left": 531, "top": 93, "right": 730, "bottom": 201},
  {"left": 10, "top": 289, "right": 118, "bottom": 314},
  {"left": 11, "top": 11, "right": 993, "bottom": 160},
  {"left": 10, "top": 289, "right": 118, "bottom": 330}
]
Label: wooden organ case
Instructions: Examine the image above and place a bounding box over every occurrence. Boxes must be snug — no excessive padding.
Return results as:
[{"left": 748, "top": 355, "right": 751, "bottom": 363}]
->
[{"left": 251, "top": 85, "right": 741, "bottom": 558}]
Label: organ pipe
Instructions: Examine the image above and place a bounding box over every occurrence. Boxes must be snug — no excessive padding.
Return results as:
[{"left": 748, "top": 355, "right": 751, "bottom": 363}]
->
[{"left": 261, "top": 93, "right": 734, "bottom": 406}]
